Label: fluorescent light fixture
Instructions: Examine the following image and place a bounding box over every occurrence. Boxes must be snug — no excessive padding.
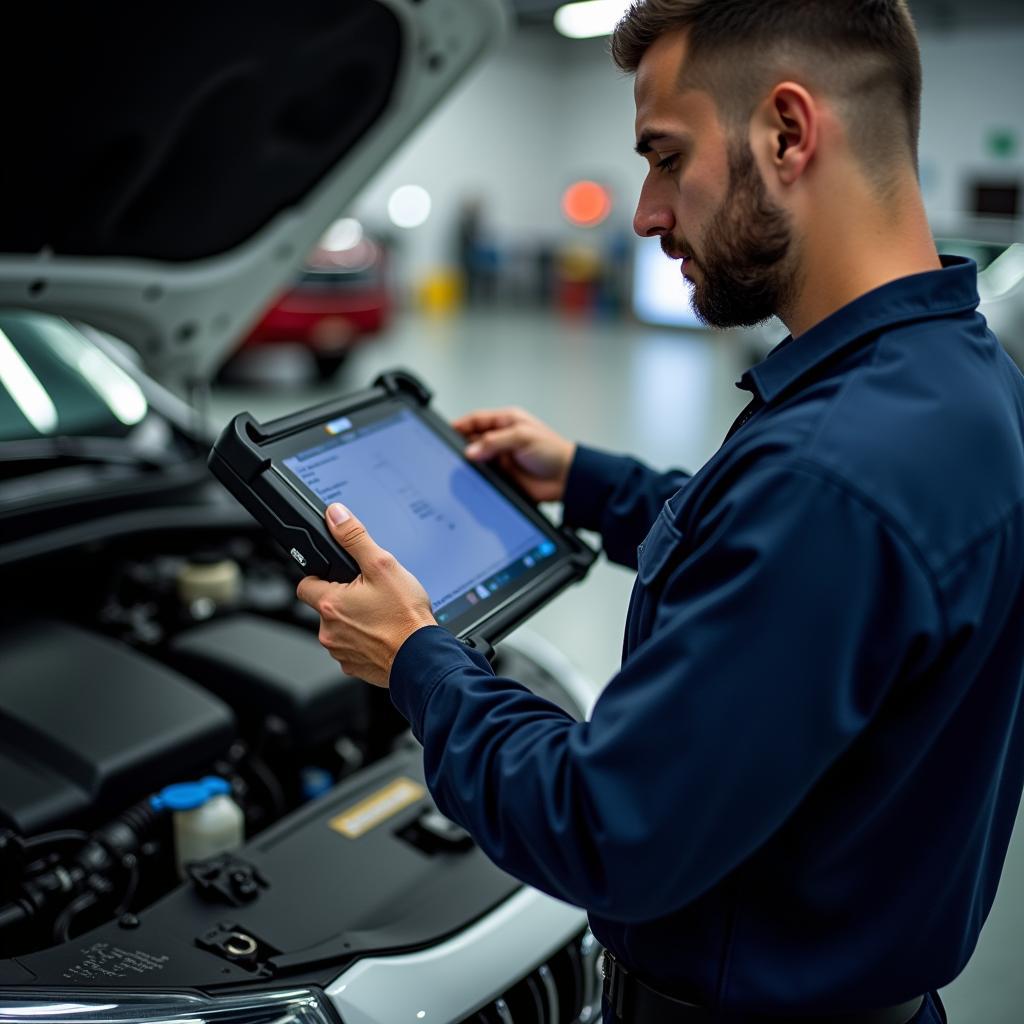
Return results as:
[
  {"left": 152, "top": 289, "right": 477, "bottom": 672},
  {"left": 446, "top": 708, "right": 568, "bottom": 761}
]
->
[
  {"left": 322, "top": 217, "right": 364, "bottom": 253},
  {"left": 554, "top": 0, "right": 631, "bottom": 39},
  {"left": 387, "top": 185, "right": 432, "bottom": 229},
  {"left": 0, "top": 325, "right": 59, "bottom": 434},
  {"left": 35, "top": 318, "right": 147, "bottom": 427}
]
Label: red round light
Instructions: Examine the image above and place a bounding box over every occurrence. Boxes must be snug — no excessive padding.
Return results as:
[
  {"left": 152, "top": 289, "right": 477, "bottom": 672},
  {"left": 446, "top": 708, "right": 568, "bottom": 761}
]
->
[{"left": 562, "top": 180, "right": 612, "bottom": 227}]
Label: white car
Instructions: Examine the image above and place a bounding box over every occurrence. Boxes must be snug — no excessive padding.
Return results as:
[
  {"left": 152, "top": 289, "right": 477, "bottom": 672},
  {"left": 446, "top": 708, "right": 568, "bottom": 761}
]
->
[
  {"left": 740, "top": 240, "right": 1024, "bottom": 369},
  {"left": 967, "top": 242, "right": 1024, "bottom": 369},
  {"left": 0, "top": 2, "right": 605, "bottom": 1021}
]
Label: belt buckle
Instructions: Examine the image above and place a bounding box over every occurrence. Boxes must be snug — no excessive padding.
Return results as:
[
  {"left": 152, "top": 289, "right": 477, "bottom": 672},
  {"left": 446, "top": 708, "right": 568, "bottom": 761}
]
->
[{"left": 602, "top": 951, "right": 629, "bottom": 1019}]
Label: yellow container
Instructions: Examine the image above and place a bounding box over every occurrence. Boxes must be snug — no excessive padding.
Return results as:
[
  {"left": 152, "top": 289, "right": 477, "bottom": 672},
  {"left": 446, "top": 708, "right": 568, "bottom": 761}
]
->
[{"left": 417, "top": 267, "right": 464, "bottom": 315}]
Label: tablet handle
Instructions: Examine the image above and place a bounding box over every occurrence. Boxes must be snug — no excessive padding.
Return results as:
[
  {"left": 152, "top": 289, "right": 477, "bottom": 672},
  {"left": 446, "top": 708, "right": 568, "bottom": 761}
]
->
[
  {"left": 462, "top": 634, "right": 496, "bottom": 663},
  {"left": 373, "top": 369, "right": 433, "bottom": 406}
]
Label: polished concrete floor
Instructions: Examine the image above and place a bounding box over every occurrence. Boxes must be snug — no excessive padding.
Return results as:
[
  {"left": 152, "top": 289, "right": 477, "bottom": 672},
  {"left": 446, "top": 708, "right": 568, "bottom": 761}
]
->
[{"left": 210, "top": 309, "right": 1022, "bottom": 1022}]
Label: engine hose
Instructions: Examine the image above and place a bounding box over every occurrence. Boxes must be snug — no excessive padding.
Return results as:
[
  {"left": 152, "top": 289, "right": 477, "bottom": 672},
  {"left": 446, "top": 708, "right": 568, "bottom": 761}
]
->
[
  {"left": 52, "top": 892, "right": 98, "bottom": 944},
  {"left": 22, "top": 830, "right": 90, "bottom": 854},
  {"left": 113, "top": 854, "right": 139, "bottom": 916},
  {"left": 12, "top": 799, "right": 169, "bottom": 941},
  {"left": 0, "top": 901, "right": 29, "bottom": 936},
  {"left": 115, "top": 800, "right": 164, "bottom": 842},
  {"left": 92, "top": 800, "right": 166, "bottom": 864}
]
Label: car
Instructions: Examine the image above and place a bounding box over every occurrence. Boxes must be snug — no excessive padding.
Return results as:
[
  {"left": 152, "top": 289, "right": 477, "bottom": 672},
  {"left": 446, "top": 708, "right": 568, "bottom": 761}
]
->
[
  {"left": 940, "top": 240, "right": 1024, "bottom": 370},
  {"left": 740, "top": 240, "right": 1024, "bottom": 368},
  {"left": 0, "top": 2, "right": 606, "bottom": 1022},
  {"left": 229, "top": 220, "right": 392, "bottom": 382}
]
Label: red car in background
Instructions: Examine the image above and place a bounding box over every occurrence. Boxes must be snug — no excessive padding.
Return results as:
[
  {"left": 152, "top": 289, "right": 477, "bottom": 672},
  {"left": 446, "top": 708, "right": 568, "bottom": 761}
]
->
[{"left": 235, "top": 218, "right": 391, "bottom": 380}]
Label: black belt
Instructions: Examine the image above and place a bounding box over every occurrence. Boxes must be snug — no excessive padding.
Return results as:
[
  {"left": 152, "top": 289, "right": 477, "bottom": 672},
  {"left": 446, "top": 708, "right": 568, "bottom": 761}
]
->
[{"left": 602, "top": 953, "right": 925, "bottom": 1024}]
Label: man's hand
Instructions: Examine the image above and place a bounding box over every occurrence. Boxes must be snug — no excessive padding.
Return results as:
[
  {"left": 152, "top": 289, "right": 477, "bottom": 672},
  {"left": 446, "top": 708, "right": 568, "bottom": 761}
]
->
[
  {"left": 452, "top": 407, "right": 576, "bottom": 504},
  {"left": 296, "top": 504, "right": 436, "bottom": 687}
]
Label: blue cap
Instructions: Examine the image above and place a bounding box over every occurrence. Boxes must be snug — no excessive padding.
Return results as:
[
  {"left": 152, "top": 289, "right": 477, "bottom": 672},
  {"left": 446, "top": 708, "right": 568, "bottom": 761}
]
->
[
  {"left": 300, "top": 766, "right": 334, "bottom": 801},
  {"left": 151, "top": 776, "right": 231, "bottom": 812}
]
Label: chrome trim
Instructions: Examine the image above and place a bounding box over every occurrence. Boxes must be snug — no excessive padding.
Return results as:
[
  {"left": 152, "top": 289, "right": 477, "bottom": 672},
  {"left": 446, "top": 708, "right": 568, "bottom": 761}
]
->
[
  {"left": 500, "top": 628, "right": 601, "bottom": 719},
  {"left": 326, "top": 887, "right": 586, "bottom": 1024},
  {"left": 537, "top": 963, "right": 560, "bottom": 1024},
  {"left": 578, "top": 930, "right": 603, "bottom": 1023}
]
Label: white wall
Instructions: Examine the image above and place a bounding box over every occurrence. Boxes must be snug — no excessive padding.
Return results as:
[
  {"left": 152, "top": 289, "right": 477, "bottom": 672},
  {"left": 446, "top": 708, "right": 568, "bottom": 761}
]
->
[
  {"left": 352, "top": 27, "right": 566, "bottom": 279},
  {"left": 917, "top": 28, "right": 1024, "bottom": 223},
  {"left": 351, "top": 21, "right": 1024, "bottom": 282}
]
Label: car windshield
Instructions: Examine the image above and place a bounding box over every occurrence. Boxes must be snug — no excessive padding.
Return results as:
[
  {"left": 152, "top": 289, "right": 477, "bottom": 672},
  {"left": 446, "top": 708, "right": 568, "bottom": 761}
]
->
[
  {"left": 936, "top": 238, "right": 1009, "bottom": 273},
  {"left": 0, "top": 310, "right": 149, "bottom": 442}
]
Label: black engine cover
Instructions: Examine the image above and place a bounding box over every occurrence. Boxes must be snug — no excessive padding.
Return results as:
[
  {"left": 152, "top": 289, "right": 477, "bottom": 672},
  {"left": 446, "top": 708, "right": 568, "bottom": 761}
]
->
[
  {"left": 167, "top": 614, "right": 369, "bottom": 748},
  {"left": 0, "top": 620, "right": 235, "bottom": 834},
  {"left": 2, "top": 749, "right": 521, "bottom": 991}
]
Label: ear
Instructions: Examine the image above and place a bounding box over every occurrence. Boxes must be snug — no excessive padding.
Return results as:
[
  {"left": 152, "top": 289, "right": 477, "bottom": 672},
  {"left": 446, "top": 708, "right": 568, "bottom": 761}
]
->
[{"left": 755, "top": 82, "right": 817, "bottom": 186}]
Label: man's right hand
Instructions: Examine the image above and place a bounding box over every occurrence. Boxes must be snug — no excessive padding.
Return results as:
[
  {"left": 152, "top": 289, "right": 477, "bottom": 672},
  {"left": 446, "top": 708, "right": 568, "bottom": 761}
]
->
[{"left": 452, "top": 407, "right": 576, "bottom": 504}]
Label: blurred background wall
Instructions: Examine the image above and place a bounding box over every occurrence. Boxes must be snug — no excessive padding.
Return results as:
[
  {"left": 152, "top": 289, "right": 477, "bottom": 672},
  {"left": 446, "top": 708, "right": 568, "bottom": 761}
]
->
[
  {"left": 344, "top": 11, "right": 1024, "bottom": 307},
  {"left": 227, "top": 0, "right": 1023, "bottom": 385}
]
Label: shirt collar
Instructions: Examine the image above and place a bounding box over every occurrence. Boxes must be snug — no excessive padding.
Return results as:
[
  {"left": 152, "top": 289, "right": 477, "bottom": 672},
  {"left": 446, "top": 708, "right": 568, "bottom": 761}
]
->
[{"left": 738, "top": 256, "right": 980, "bottom": 403}]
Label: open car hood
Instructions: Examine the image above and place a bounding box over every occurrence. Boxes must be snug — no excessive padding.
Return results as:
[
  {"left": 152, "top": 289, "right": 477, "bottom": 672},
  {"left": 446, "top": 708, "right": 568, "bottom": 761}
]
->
[{"left": 0, "top": 0, "right": 507, "bottom": 389}]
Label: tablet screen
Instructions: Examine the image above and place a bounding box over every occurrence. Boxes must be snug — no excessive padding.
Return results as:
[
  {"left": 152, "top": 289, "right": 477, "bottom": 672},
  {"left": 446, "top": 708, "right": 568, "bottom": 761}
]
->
[{"left": 276, "top": 405, "right": 560, "bottom": 627}]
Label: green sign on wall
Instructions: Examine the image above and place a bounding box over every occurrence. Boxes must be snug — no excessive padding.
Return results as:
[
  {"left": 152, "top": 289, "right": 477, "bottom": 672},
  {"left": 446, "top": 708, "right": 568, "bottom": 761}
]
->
[{"left": 987, "top": 128, "right": 1019, "bottom": 160}]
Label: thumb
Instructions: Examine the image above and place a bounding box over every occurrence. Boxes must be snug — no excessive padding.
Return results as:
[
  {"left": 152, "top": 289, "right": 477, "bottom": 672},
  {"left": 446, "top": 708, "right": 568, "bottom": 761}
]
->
[{"left": 325, "top": 503, "right": 388, "bottom": 576}]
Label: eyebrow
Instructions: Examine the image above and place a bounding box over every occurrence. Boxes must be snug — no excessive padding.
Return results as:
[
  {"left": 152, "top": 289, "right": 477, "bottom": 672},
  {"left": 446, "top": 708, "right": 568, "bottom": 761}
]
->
[
  {"left": 634, "top": 130, "right": 686, "bottom": 156},
  {"left": 635, "top": 131, "right": 665, "bottom": 155}
]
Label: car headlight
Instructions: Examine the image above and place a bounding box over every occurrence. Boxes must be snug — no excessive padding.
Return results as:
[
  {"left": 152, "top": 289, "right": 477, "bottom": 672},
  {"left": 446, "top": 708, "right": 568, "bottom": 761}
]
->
[{"left": 0, "top": 988, "right": 335, "bottom": 1024}]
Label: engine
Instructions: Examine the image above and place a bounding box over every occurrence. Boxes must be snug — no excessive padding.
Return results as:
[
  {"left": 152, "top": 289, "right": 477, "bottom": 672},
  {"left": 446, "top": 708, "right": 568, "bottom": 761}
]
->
[{"left": 0, "top": 531, "right": 410, "bottom": 957}]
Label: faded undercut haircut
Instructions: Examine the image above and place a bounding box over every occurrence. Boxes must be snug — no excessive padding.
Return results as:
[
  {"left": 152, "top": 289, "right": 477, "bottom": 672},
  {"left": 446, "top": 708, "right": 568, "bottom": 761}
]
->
[{"left": 612, "top": 0, "right": 923, "bottom": 188}]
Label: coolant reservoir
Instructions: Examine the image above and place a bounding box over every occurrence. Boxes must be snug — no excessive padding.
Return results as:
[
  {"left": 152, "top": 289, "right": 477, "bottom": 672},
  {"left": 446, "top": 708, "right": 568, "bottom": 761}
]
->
[
  {"left": 151, "top": 776, "right": 245, "bottom": 877},
  {"left": 176, "top": 556, "right": 242, "bottom": 607}
]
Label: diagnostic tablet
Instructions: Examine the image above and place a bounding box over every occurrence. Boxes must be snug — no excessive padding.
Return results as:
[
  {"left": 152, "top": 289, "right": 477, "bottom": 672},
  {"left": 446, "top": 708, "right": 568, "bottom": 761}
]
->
[{"left": 209, "top": 370, "right": 595, "bottom": 653}]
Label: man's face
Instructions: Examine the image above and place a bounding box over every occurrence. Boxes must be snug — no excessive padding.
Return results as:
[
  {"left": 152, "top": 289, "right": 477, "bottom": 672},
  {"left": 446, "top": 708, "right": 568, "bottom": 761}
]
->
[{"left": 633, "top": 31, "right": 796, "bottom": 328}]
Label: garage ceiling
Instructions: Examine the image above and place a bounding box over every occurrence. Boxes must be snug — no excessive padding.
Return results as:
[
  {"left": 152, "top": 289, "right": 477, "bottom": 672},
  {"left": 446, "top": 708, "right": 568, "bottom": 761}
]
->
[{"left": 511, "top": 0, "right": 1024, "bottom": 31}]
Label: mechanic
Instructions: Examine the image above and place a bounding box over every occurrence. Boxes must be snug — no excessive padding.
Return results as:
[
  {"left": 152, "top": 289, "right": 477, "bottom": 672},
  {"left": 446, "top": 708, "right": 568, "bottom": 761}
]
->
[{"left": 296, "top": 2, "right": 1024, "bottom": 1022}]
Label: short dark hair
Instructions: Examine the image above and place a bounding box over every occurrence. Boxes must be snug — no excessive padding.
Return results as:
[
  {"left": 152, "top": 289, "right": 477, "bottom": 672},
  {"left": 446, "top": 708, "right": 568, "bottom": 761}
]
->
[{"left": 611, "top": 0, "right": 922, "bottom": 185}]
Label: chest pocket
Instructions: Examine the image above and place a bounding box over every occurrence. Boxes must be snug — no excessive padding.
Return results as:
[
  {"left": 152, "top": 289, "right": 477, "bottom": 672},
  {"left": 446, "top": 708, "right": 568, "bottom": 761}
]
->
[
  {"left": 637, "top": 502, "right": 684, "bottom": 587},
  {"left": 625, "top": 503, "right": 686, "bottom": 658}
]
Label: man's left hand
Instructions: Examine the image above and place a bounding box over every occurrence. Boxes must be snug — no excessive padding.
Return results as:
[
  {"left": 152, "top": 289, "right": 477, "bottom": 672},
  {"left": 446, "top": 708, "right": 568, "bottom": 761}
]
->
[{"left": 296, "top": 503, "right": 436, "bottom": 687}]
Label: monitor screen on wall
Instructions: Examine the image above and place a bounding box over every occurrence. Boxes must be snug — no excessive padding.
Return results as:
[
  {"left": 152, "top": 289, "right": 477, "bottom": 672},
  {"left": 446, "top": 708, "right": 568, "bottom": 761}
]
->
[
  {"left": 971, "top": 181, "right": 1020, "bottom": 218},
  {"left": 632, "top": 234, "right": 707, "bottom": 329}
]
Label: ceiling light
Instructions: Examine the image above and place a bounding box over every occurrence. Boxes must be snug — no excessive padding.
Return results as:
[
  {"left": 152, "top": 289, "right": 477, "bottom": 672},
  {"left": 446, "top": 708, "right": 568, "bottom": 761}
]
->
[
  {"left": 554, "top": 1, "right": 631, "bottom": 40},
  {"left": 387, "top": 185, "right": 432, "bottom": 230},
  {"left": 321, "top": 218, "right": 364, "bottom": 252}
]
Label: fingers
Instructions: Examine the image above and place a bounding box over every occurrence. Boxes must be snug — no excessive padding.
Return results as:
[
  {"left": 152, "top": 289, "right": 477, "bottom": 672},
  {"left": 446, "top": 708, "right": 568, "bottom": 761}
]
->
[
  {"left": 464, "top": 424, "right": 531, "bottom": 461},
  {"left": 451, "top": 408, "right": 523, "bottom": 438},
  {"left": 323, "top": 503, "right": 395, "bottom": 578},
  {"left": 296, "top": 574, "right": 332, "bottom": 609}
]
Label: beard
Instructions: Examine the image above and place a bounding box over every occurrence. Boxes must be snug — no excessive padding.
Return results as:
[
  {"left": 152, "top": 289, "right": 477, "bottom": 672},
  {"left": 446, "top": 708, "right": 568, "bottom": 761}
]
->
[{"left": 664, "top": 141, "right": 797, "bottom": 329}]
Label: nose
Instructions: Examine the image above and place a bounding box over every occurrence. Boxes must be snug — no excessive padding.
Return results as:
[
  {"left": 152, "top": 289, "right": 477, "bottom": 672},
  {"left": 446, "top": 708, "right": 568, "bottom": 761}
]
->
[{"left": 633, "top": 175, "right": 675, "bottom": 239}]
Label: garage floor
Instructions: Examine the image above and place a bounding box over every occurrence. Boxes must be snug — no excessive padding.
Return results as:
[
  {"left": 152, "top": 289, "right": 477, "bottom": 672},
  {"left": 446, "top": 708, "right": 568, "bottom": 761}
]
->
[{"left": 210, "top": 309, "right": 1023, "bottom": 1022}]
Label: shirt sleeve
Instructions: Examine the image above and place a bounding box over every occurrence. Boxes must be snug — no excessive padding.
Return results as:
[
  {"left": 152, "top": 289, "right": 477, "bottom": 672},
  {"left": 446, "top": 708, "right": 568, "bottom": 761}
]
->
[
  {"left": 389, "top": 459, "right": 943, "bottom": 923},
  {"left": 562, "top": 445, "right": 692, "bottom": 569}
]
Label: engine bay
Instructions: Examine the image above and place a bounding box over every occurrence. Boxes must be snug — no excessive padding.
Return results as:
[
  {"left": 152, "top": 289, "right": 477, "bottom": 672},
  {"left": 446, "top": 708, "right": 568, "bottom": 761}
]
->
[{"left": 0, "top": 514, "right": 585, "bottom": 971}]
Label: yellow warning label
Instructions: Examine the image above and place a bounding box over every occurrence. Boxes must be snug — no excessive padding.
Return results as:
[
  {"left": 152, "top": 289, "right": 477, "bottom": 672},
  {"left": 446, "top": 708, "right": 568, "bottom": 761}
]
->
[{"left": 328, "top": 777, "right": 426, "bottom": 839}]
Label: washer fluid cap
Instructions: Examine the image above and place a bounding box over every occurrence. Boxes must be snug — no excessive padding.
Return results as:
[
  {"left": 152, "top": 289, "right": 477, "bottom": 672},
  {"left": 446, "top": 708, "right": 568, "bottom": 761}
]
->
[{"left": 151, "top": 775, "right": 230, "bottom": 812}]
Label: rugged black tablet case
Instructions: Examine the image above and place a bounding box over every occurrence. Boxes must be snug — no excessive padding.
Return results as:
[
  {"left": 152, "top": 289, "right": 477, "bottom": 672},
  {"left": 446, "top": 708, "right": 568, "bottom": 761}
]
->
[{"left": 208, "top": 369, "right": 596, "bottom": 654}]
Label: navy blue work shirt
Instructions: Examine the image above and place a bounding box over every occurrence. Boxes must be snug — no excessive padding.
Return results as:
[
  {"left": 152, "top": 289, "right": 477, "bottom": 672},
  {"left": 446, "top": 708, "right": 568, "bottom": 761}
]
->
[{"left": 390, "top": 256, "right": 1024, "bottom": 1014}]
